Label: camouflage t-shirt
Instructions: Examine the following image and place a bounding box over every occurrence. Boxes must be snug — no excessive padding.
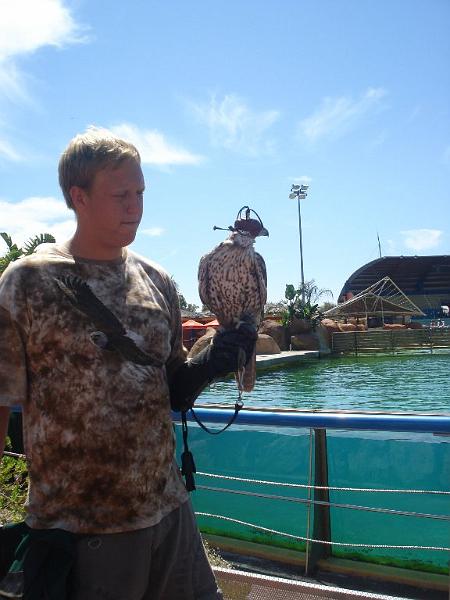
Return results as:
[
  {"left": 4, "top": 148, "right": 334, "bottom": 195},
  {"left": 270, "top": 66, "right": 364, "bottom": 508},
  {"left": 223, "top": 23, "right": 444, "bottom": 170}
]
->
[{"left": 0, "top": 243, "right": 189, "bottom": 533}]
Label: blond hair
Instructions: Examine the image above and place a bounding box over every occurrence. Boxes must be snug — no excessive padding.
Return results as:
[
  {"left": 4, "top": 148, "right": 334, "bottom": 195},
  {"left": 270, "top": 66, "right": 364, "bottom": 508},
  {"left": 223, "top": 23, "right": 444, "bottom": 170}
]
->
[{"left": 58, "top": 126, "right": 141, "bottom": 209}]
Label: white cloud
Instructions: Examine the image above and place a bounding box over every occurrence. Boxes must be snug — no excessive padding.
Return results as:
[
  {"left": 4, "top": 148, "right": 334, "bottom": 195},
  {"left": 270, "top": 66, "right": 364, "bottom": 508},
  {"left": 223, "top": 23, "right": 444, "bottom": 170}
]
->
[
  {"left": 0, "top": 1, "right": 86, "bottom": 161},
  {"left": 299, "top": 87, "right": 387, "bottom": 143},
  {"left": 0, "top": 196, "right": 75, "bottom": 248},
  {"left": 0, "top": 63, "right": 29, "bottom": 104},
  {"left": 400, "top": 229, "right": 443, "bottom": 252},
  {"left": 0, "top": 138, "right": 21, "bottom": 161},
  {"left": 109, "top": 123, "right": 204, "bottom": 167},
  {"left": 140, "top": 227, "right": 165, "bottom": 237},
  {"left": 0, "top": 0, "right": 84, "bottom": 61},
  {"left": 192, "top": 93, "right": 280, "bottom": 156}
]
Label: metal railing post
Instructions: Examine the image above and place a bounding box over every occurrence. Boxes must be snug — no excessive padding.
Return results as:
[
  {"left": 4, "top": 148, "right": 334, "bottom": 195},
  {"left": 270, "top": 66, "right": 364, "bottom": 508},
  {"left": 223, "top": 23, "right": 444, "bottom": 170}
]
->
[
  {"left": 305, "top": 428, "right": 331, "bottom": 574},
  {"left": 304, "top": 429, "right": 314, "bottom": 575}
]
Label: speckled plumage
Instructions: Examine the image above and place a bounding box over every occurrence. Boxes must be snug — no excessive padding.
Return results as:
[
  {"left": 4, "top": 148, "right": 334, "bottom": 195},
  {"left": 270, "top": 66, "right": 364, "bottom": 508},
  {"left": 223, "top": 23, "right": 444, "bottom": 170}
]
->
[{"left": 198, "top": 230, "right": 267, "bottom": 391}]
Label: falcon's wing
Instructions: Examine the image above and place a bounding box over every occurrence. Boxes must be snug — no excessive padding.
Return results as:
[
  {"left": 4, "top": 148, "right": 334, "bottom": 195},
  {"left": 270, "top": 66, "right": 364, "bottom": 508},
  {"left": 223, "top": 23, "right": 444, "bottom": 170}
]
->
[
  {"left": 255, "top": 252, "right": 267, "bottom": 287},
  {"left": 254, "top": 252, "right": 268, "bottom": 322},
  {"left": 54, "top": 276, "right": 126, "bottom": 335},
  {"left": 198, "top": 254, "right": 212, "bottom": 310}
]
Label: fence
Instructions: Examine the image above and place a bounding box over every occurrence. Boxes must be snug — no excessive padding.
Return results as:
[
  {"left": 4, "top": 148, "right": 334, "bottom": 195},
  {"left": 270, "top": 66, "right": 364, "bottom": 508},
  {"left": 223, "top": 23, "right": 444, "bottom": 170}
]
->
[
  {"left": 331, "top": 328, "right": 450, "bottom": 355},
  {"left": 175, "top": 407, "right": 450, "bottom": 597}
]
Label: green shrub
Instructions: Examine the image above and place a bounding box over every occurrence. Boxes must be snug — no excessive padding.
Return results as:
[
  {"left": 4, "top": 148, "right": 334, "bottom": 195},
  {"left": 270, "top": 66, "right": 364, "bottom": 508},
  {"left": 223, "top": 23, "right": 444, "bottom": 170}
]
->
[{"left": 0, "top": 439, "right": 28, "bottom": 524}]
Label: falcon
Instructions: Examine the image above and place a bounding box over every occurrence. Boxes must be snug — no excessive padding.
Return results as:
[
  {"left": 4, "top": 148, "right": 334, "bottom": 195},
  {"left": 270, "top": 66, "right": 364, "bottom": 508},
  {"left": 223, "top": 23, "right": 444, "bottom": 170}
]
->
[
  {"left": 198, "top": 206, "right": 268, "bottom": 392},
  {"left": 54, "top": 276, "right": 163, "bottom": 367}
]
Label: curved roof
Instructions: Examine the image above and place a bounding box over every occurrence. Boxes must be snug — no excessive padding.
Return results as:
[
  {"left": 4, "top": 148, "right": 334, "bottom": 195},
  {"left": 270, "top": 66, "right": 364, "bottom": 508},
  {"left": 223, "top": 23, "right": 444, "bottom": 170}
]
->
[
  {"left": 340, "top": 255, "right": 450, "bottom": 300},
  {"left": 181, "top": 319, "right": 206, "bottom": 329}
]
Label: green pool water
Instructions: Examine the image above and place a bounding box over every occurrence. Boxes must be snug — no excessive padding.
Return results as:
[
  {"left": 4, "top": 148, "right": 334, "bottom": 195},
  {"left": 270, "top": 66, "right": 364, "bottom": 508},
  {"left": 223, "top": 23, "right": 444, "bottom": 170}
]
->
[
  {"left": 176, "top": 352, "right": 450, "bottom": 573},
  {"left": 199, "top": 352, "right": 450, "bottom": 413}
]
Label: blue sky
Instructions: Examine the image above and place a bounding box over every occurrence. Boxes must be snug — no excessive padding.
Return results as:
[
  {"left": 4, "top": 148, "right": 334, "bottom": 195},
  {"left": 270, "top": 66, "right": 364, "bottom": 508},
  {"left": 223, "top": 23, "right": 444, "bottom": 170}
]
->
[{"left": 1, "top": 0, "right": 449, "bottom": 306}]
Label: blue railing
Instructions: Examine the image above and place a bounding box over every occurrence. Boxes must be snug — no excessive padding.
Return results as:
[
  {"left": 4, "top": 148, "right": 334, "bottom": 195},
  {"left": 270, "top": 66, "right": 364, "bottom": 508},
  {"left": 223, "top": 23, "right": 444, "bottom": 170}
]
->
[
  {"left": 174, "top": 406, "right": 450, "bottom": 434},
  {"left": 173, "top": 406, "right": 450, "bottom": 579}
]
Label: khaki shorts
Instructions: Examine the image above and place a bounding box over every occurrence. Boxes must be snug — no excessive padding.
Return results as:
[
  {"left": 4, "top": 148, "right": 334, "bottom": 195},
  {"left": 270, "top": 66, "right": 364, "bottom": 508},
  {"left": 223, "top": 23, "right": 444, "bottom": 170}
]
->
[{"left": 69, "top": 499, "right": 223, "bottom": 600}]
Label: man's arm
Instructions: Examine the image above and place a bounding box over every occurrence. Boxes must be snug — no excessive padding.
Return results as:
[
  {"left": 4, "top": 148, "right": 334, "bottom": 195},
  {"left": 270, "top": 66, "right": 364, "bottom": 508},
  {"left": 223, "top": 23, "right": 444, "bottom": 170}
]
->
[{"left": 0, "top": 406, "right": 10, "bottom": 455}]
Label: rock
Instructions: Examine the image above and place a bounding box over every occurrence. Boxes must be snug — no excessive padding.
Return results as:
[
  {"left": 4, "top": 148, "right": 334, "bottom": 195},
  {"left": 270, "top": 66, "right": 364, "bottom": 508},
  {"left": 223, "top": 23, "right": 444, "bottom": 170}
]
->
[
  {"left": 290, "top": 333, "right": 319, "bottom": 351},
  {"left": 321, "top": 318, "right": 340, "bottom": 331},
  {"left": 406, "top": 321, "right": 423, "bottom": 329},
  {"left": 188, "top": 327, "right": 216, "bottom": 358},
  {"left": 256, "top": 334, "right": 281, "bottom": 355},
  {"left": 338, "top": 323, "right": 357, "bottom": 332},
  {"left": 320, "top": 319, "right": 341, "bottom": 345},
  {"left": 259, "top": 319, "right": 289, "bottom": 350},
  {"left": 290, "top": 317, "right": 312, "bottom": 334},
  {"left": 348, "top": 317, "right": 367, "bottom": 327}
]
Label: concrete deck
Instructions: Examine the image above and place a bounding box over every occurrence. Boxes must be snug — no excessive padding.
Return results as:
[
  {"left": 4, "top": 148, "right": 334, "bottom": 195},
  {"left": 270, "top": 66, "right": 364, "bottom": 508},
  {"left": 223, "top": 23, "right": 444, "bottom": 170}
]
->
[{"left": 256, "top": 350, "right": 320, "bottom": 370}]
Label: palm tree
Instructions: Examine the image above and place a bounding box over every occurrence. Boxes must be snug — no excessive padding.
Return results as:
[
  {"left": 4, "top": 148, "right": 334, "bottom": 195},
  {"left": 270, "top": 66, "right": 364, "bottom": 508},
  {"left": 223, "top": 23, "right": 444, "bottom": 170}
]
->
[{"left": 0, "top": 232, "right": 56, "bottom": 275}]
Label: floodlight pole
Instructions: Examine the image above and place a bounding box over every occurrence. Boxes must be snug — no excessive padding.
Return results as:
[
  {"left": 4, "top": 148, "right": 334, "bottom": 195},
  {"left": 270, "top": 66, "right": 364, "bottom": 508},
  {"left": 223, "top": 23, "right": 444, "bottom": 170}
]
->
[
  {"left": 297, "top": 197, "right": 305, "bottom": 302},
  {"left": 290, "top": 184, "right": 309, "bottom": 304}
]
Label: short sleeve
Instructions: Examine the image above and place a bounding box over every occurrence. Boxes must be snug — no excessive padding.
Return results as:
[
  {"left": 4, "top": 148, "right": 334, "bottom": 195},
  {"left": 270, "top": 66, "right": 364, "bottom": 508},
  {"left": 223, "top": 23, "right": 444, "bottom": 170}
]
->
[{"left": 0, "top": 264, "right": 29, "bottom": 407}]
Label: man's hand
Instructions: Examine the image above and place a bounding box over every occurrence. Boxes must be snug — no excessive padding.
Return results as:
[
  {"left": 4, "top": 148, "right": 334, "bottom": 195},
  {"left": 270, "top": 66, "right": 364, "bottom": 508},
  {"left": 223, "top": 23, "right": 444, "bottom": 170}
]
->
[{"left": 207, "top": 321, "right": 258, "bottom": 378}]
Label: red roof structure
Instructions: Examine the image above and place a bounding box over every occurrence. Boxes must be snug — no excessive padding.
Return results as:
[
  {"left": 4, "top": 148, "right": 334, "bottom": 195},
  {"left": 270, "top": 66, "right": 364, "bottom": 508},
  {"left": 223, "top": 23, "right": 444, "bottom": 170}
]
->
[
  {"left": 204, "top": 318, "right": 220, "bottom": 327},
  {"left": 181, "top": 319, "right": 206, "bottom": 329}
]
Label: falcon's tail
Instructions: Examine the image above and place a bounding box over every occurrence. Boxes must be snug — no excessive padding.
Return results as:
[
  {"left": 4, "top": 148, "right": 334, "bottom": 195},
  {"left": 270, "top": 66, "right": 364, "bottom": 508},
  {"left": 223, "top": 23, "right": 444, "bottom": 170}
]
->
[{"left": 236, "top": 348, "right": 256, "bottom": 393}]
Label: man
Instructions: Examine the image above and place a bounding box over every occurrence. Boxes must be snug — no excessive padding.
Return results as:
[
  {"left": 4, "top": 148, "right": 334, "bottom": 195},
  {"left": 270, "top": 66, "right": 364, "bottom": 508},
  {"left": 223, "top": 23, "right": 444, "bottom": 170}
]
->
[{"left": 0, "top": 127, "right": 255, "bottom": 599}]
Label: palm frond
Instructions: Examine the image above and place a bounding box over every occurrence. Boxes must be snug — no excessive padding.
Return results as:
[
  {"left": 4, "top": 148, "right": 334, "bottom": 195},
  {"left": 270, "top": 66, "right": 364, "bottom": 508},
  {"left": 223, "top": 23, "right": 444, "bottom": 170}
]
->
[
  {"left": 0, "top": 248, "right": 23, "bottom": 275},
  {"left": 1, "top": 231, "right": 56, "bottom": 276},
  {"left": 23, "top": 233, "right": 56, "bottom": 255},
  {"left": 0, "top": 232, "right": 14, "bottom": 250}
]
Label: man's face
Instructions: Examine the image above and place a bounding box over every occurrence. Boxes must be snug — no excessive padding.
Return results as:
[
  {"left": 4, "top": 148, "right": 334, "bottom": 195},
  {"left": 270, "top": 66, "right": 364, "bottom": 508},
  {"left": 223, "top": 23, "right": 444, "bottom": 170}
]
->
[{"left": 75, "top": 158, "right": 145, "bottom": 251}]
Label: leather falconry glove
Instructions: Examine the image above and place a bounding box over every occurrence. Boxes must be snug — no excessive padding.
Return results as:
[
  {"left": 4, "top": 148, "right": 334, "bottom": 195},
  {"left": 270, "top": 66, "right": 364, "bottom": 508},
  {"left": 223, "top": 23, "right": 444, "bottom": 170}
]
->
[{"left": 169, "top": 321, "right": 257, "bottom": 412}]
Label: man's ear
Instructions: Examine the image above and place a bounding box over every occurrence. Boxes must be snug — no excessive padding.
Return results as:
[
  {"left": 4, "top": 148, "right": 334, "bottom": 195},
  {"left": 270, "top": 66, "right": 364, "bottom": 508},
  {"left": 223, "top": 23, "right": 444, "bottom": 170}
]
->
[{"left": 69, "top": 186, "right": 88, "bottom": 212}]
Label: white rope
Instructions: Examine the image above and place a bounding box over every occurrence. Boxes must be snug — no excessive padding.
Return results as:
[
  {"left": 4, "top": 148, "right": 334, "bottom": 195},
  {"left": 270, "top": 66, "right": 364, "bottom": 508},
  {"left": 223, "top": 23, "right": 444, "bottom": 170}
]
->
[
  {"left": 196, "top": 471, "right": 450, "bottom": 495},
  {"left": 197, "top": 485, "right": 450, "bottom": 521},
  {"left": 196, "top": 512, "right": 450, "bottom": 552}
]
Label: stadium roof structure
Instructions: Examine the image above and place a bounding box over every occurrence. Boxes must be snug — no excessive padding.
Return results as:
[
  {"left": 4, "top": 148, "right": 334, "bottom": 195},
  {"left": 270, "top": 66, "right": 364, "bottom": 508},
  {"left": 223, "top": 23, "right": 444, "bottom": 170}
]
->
[
  {"left": 324, "top": 276, "right": 425, "bottom": 319},
  {"left": 339, "top": 255, "right": 450, "bottom": 300}
]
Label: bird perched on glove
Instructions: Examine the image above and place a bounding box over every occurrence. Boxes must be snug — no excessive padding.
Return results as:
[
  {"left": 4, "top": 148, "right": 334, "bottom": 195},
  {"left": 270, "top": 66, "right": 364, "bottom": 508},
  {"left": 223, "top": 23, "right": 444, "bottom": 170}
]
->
[{"left": 198, "top": 206, "right": 268, "bottom": 392}]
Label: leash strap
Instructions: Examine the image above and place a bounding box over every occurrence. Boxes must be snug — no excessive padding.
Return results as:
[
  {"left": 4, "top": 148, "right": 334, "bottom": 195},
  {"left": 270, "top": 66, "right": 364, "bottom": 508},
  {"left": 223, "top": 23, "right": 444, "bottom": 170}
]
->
[
  {"left": 180, "top": 392, "right": 244, "bottom": 491},
  {"left": 180, "top": 355, "right": 246, "bottom": 491}
]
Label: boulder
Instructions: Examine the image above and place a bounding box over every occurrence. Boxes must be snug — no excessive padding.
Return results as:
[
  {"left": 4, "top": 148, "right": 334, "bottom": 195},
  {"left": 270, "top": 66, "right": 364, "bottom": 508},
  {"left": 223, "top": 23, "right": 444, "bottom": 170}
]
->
[
  {"left": 188, "top": 327, "right": 216, "bottom": 358},
  {"left": 259, "top": 319, "right": 289, "bottom": 350},
  {"left": 290, "top": 333, "right": 319, "bottom": 351},
  {"left": 290, "top": 317, "right": 312, "bottom": 334},
  {"left": 256, "top": 334, "right": 281, "bottom": 355},
  {"left": 406, "top": 321, "right": 423, "bottom": 329},
  {"left": 321, "top": 318, "right": 340, "bottom": 331},
  {"left": 320, "top": 319, "right": 341, "bottom": 345}
]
